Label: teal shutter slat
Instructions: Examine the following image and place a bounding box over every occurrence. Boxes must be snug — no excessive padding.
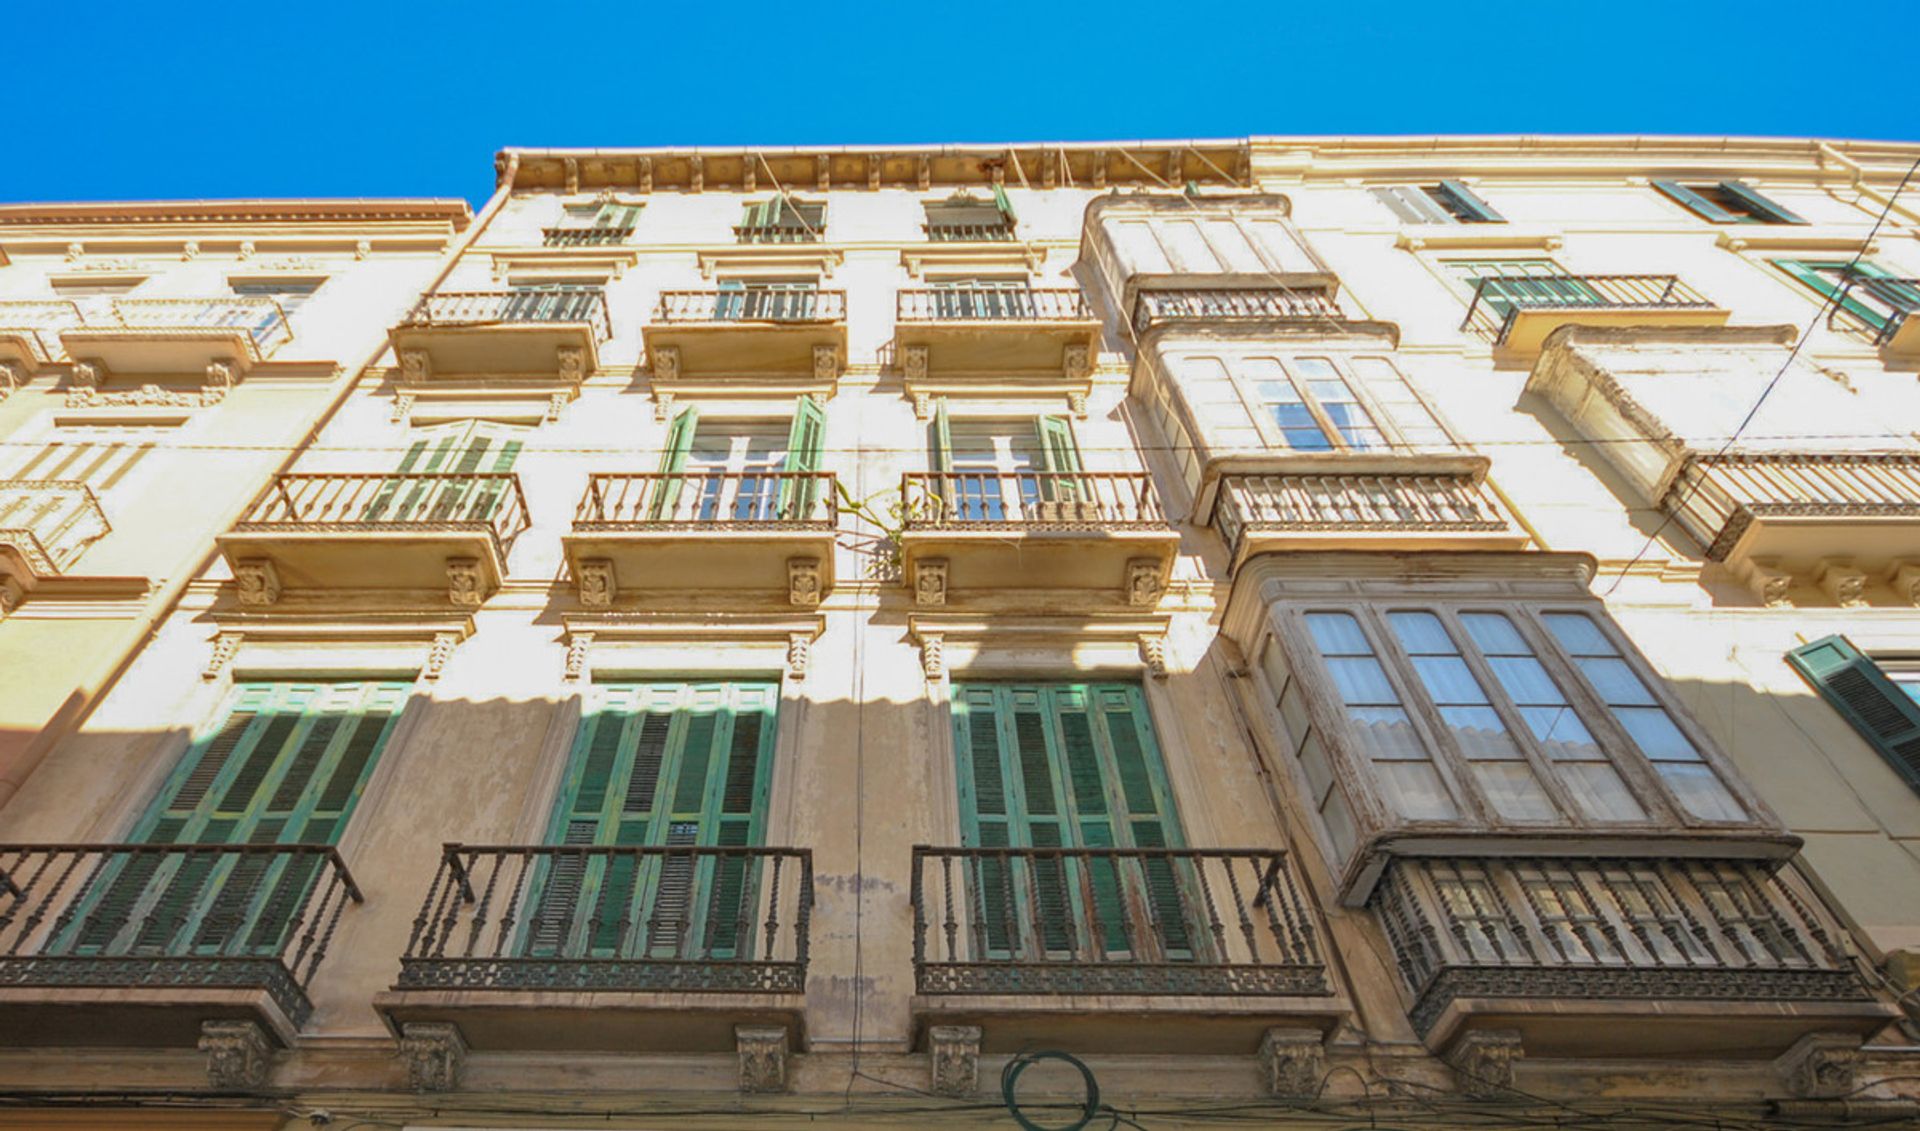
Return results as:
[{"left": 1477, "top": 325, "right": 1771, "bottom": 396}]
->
[
  {"left": 1720, "top": 180, "right": 1808, "bottom": 225},
  {"left": 1788, "top": 636, "right": 1920, "bottom": 791},
  {"left": 992, "top": 183, "right": 1017, "bottom": 223},
  {"left": 779, "top": 396, "right": 828, "bottom": 518},
  {"left": 1436, "top": 180, "right": 1503, "bottom": 223},
  {"left": 650, "top": 407, "right": 700, "bottom": 520},
  {"left": 1653, "top": 180, "right": 1740, "bottom": 223}
]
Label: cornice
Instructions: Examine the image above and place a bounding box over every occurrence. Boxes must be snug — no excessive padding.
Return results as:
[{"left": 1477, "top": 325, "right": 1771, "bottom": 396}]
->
[{"left": 0, "top": 199, "right": 473, "bottom": 229}]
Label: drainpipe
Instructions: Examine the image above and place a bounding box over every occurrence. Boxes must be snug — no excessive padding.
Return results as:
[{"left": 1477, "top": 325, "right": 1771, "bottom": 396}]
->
[{"left": 0, "top": 155, "right": 520, "bottom": 812}]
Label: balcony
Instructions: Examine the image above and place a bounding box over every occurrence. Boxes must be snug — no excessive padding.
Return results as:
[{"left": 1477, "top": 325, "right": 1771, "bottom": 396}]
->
[
  {"left": 0, "top": 481, "right": 109, "bottom": 604},
  {"left": 926, "top": 221, "right": 1016, "bottom": 243},
  {"left": 899, "top": 471, "right": 1178, "bottom": 602},
  {"left": 734, "top": 222, "right": 820, "bottom": 245},
  {"left": 1460, "top": 275, "right": 1729, "bottom": 354},
  {"left": 910, "top": 846, "right": 1340, "bottom": 1052},
  {"left": 1371, "top": 857, "right": 1892, "bottom": 1059},
  {"left": 644, "top": 290, "right": 847, "bottom": 387},
  {"left": 894, "top": 288, "right": 1100, "bottom": 387},
  {"left": 1131, "top": 288, "right": 1345, "bottom": 335},
  {"left": 390, "top": 288, "right": 610, "bottom": 382},
  {"left": 60, "top": 298, "right": 291, "bottom": 378},
  {"left": 1834, "top": 275, "right": 1920, "bottom": 360},
  {"left": 541, "top": 225, "right": 635, "bottom": 248},
  {"left": 1211, "top": 462, "right": 1527, "bottom": 571},
  {"left": 0, "top": 843, "right": 360, "bottom": 1048},
  {"left": 564, "top": 471, "right": 838, "bottom": 606},
  {"left": 1665, "top": 452, "right": 1920, "bottom": 581},
  {"left": 376, "top": 844, "right": 811, "bottom": 1054},
  {"left": 0, "top": 300, "right": 86, "bottom": 373},
  {"left": 218, "top": 472, "right": 530, "bottom": 607}
]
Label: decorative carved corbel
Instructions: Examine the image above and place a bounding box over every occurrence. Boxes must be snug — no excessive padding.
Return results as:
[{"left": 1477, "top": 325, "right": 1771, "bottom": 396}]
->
[
  {"left": 547, "top": 391, "right": 568, "bottom": 422},
  {"left": 238, "top": 241, "right": 256, "bottom": 260},
  {"left": 1126, "top": 558, "right": 1167, "bottom": 607},
  {"left": 388, "top": 393, "right": 414, "bottom": 424},
  {"left": 1259, "top": 1028, "right": 1326, "bottom": 1100},
  {"left": 816, "top": 154, "right": 831, "bottom": 193},
  {"left": 787, "top": 557, "right": 823, "bottom": 607},
  {"left": 422, "top": 632, "right": 459, "bottom": 682},
  {"left": 653, "top": 391, "right": 676, "bottom": 422},
  {"left": 203, "top": 632, "right": 244, "bottom": 681},
  {"left": 916, "top": 631, "right": 946, "bottom": 681},
  {"left": 1067, "top": 390, "right": 1088, "bottom": 419},
  {"left": 1738, "top": 558, "right": 1793, "bottom": 608},
  {"left": 399, "top": 349, "right": 431, "bottom": 384},
  {"left": 1138, "top": 634, "right": 1169, "bottom": 678},
  {"left": 1446, "top": 1029, "right": 1522, "bottom": 1099},
  {"left": 902, "top": 345, "right": 929, "bottom": 383},
  {"left": 1776, "top": 1031, "right": 1862, "bottom": 1099},
  {"left": 576, "top": 558, "right": 616, "bottom": 608},
  {"left": 355, "top": 239, "right": 372, "bottom": 260},
  {"left": 912, "top": 390, "right": 933, "bottom": 421},
  {"left": 399, "top": 1021, "right": 467, "bottom": 1093},
  {"left": 233, "top": 559, "right": 281, "bottom": 607},
  {"left": 786, "top": 632, "right": 812, "bottom": 679},
  {"left": 446, "top": 558, "right": 484, "bottom": 608},
  {"left": 1063, "top": 343, "right": 1091, "bottom": 379},
  {"left": 914, "top": 558, "right": 949, "bottom": 607},
  {"left": 0, "top": 579, "right": 20, "bottom": 621},
  {"left": 0, "top": 361, "right": 19, "bottom": 401},
  {"left": 1890, "top": 560, "right": 1920, "bottom": 608},
  {"left": 813, "top": 344, "right": 839, "bottom": 383},
  {"left": 199, "top": 1019, "right": 272, "bottom": 1090},
  {"left": 652, "top": 346, "right": 680, "bottom": 383},
  {"left": 1816, "top": 558, "right": 1868, "bottom": 608},
  {"left": 563, "top": 157, "right": 580, "bottom": 194},
  {"left": 204, "top": 359, "right": 236, "bottom": 403},
  {"left": 928, "top": 1024, "right": 981, "bottom": 1097},
  {"left": 70, "top": 360, "right": 101, "bottom": 390},
  {"left": 736, "top": 1025, "right": 789, "bottom": 1094},
  {"left": 556, "top": 345, "right": 586, "bottom": 384},
  {"left": 564, "top": 632, "right": 593, "bottom": 683}
]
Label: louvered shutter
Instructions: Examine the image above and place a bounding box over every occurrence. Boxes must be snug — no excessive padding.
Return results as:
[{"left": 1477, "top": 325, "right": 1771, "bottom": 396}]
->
[
  {"left": 1054, "top": 689, "right": 1129, "bottom": 955},
  {"left": 1093, "top": 686, "right": 1193, "bottom": 957},
  {"left": 1653, "top": 181, "right": 1740, "bottom": 223},
  {"left": 779, "top": 396, "right": 827, "bottom": 519},
  {"left": 955, "top": 686, "right": 1016, "bottom": 953},
  {"left": 647, "top": 407, "right": 699, "bottom": 521},
  {"left": 1719, "top": 181, "right": 1808, "bottom": 225},
  {"left": 1788, "top": 636, "right": 1920, "bottom": 792},
  {"left": 1371, "top": 186, "right": 1453, "bottom": 224},
  {"left": 532, "top": 697, "right": 631, "bottom": 956},
  {"left": 1435, "top": 181, "right": 1504, "bottom": 223},
  {"left": 992, "top": 183, "right": 1018, "bottom": 223}
]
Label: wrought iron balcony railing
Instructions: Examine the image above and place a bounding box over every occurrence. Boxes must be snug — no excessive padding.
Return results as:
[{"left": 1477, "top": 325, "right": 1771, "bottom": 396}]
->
[
  {"left": 734, "top": 223, "right": 822, "bottom": 245},
  {"left": 925, "top": 221, "right": 1017, "bottom": 243},
  {"left": 1833, "top": 275, "right": 1920, "bottom": 346},
  {"left": 540, "top": 226, "right": 636, "bottom": 248},
  {"left": 574, "top": 471, "right": 838, "bottom": 531},
  {"left": 901, "top": 471, "right": 1166, "bottom": 531},
  {"left": 395, "top": 844, "right": 813, "bottom": 994},
  {"left": 0, "top": 843, "right": 361, "bottom": 1029},
  {"left": 1664, "top": 452, "right": 1920, "bottom": 561},
  {"left": 237, "top": 473, "right": 532, "bottom": 556},
  {"left": 1133, "top": 288, "right": 1343, "bottom": 333},
  {"left": 1460, "top": 274, "right": 1717, "bottom": 341},
  {"left": 897, "top": 288, "right": 1092, "bottom": 323},
  {"left": 0, "top": 300, "right": 89, "bottom": 362},
  {"left": 1371, "top": 857, "right": 1867, "bottom": 1036},
  {"left": 1213, "top": 471, "right": 1513, "bottom": 556},
  {"left": 93, "top": 298, "right": 293, "bottom": 353},
  {"left": 400, "top": 289, "right": 612, "bottom": 341},
  {"left": 911, "top": 846, "right": 1329, "bottom": 996},
  {"left": 0, "top": 481, "right": 110, "bottom": 575},
  {"left": 653, "top": 289, "right": 847, "bottom": 324}
]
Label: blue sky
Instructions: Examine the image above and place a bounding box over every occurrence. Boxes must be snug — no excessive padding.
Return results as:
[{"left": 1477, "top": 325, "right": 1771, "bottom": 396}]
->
[{"left": 13, "top": 0, "right": 1916, "bottom": 207}]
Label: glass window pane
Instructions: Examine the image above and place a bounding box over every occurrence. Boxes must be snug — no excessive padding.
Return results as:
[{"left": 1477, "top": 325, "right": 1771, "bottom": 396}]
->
[
  {"left": 1472, "top": 763, "right": 1557, "bottom": 821},
  {"left": 1347, "top": 707, "right": 1428, "bottom": 760},
  {"left": 1657, "top": 763, "right": 1747, "bottom": 821},
  {"left": 1576, "top": 657, "right": 1659, "bottom": 705},
  {"left": 1388, "top": 611, "right": 1452, "bottom": 654},
  {"left": 1376, "top": 762, "right": 1457, "bottom": 819},
  {"left": 1516, "top": 705, "right": 1601, "bottom": 756},
  {"left": 1306, "top": 612, "right": 1371, "bottom": 655},
  {"left": 1441, "top": 706, "right": 1523, "bottom": 759},
  {"left": 1460, "top": 612, "right": 1530, "bottom": 654},
  {"left": 1542, "top": 612, "right": 1614, "bottom": 656},
  {"left": 1485, "top": 656, "right": 1566, "bottom": 706},
  {"left": 1555, "top": 762, "right": 1647, "bottom": 822},
  {"left": 1326, "top": 657, "right": 1399, "bottom": 706},
  {"left": 1615, "top": 707, "right": 1700, "bottom": 760},
  {"left": 1412, "top": 656, "right": 1490, "bottom": 705}
]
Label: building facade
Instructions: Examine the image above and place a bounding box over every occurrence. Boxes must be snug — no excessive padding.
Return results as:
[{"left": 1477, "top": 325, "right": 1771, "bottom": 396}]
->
[{"left": 2, "top": 137, "right": 1920, "bottom": 1128}]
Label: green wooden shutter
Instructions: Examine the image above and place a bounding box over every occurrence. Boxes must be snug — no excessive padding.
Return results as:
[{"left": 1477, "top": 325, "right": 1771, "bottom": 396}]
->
[
  {"left": 992, "top": 184, "right": 1018, "bottom": 223},
  {"left": 1436, "top": 181, "right": 1503, "bottom": 223},
  {"left": 1720, "top": 181, "right": 1807, "bottom": 225},
  {"left": 649, "top": 407, "right": 700, "bottom": 520},
  {"left": 1788, "top": 636, "right": 1920, "bottom": 792},
  {"left": 1775, "top": 259, "right": 1893, "bottom": 330},
  {"left": 778, "top": 396, "right": 827, "bottom": 518},
  {"left": 463, "top": 434, "right": 523, "bottom": 523},
  {"left": 1653, "top": 181, "right": 1740, "bottom": 223},
  {"left": 1371, "top": 186, "right": 1451, "bottom": 224},
  {"left": 1036, "top": 415, "right": 1083, "bottom": 506},
  {"left": 930, "top": 399, "right": 953, "bottom": 473}
]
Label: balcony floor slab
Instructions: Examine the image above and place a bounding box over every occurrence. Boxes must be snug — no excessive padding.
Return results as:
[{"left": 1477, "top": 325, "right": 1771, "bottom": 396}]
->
[
  {"left": 911, "top": 993, "right": 1345, "bottom": 1056},
  {"left": 389, "top": 323, "right": 599, "bottom": 380},
  {"left": 901, "top": 529, "right": 1178, "bottom": 595},
  {"left": 0, "top": 985, "right": 301, "bottom": 1050},
  {"left": 374, "top": 988, "right": 805, "bottom": 1053},
  {"left": 565, "top": 529, "right": 836, "bottom": 598},
  {"left": 218, "top": 529, "right": 505, "bottom": 600}
]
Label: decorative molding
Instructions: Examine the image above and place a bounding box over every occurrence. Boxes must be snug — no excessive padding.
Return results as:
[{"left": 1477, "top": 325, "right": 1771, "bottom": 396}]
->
[
  {"left": 1138, "top": 633, "right": 1169, "bottom": 678},
  {"left": 928, "top": 1024, "right": 980, "bottom": 1097},
  {"left": 198, "top": 1020, "right": 272, "bottom": 1090},
  {"left": 788, "top": 557, "right": 823, "bottom": 608},
  {"left": 446, "top": 558, "right": 484, "bottom": 608},
  {"left": 556, "top": 345, "right": 586, "bottom": 384},
  {"left": 182, "top": 241, "right": 200, "bottom": 261},
  {"left": 69, "top": 360, "right": 99, "bottom": 390},
  {"left": 786, "top": 631, "right": 812, "bottom": 678},
  {"left": 576, "top": 558, "right": 617, "bottom": 608},
  {"left": 202, "top": 632, "right": 244, "bottom": 681},
  {"left": 1062, "top": 343, "right": 1091, "bottom": 380},
  {"left": 205, "top": 359, "right": 236, "bottom": 400},
  {"left": 1446, "top": 1029, "right": 1522, "bottom": 1099},
  {"left": 736, "top": 1025, "right": 789, "bottom": 1094},
  {"left": 1259, "top": 1028, "right": 1326, "bottom": 1100},
  {"left": 1777, "top": 1031, "right": 1862, "bottom": 1099},
  {"left": 1890, "top": 560, "right": 1920, "bottom": 608},
  {"left": 903, "top": 345, "right": 929, "bottom": 384},
  {"left": 913, "top": 629, "right": 946, "bottom": 681},
  {"left": 1816, "top": 558, "right": 1867, "bottom": 608},
  {"left": 564, "top": 631, "right": 593, "bottom": 683},
  {"left": 652, "top": 345, "right": 680, "bottom": 383},
  {"left": 399, "top": 1021, "right": 467, "bottom": 1093},
  {"left": 914, "top": 558, "right": 949, "bottom": 607},
  {"left": 67, "top": 380, "right": 226, "bottom": 410},
  {"left": 1738, "top": 558, "right": 1793, "bottom": 608},
  {"left": 399, "top": 349, "right": 431, "bottom": 384},
  {"left": 421, "top": 632, "right": 459, "bottom": 681},
  {"left": 812, "top": 344, "right": 838, "bottom": 383},
  {"left": 390, "top": 393, "right": 416, "bottom": 423},
  {"left": 233, "top": 559, "right": 281, "bottom": 607},
  {"left": 355, "top": 239, "right": 372, "bottom": 260},
  {"left": 653, "top": 391, "right": 676, "bottom": 421},
  {"left": 1126, "top": 557, "right": 1167, "bottom": 608},
  {"left": 1067, "top": 390, "right": 1088, "bottom": 419},
  {"left": 912, "top": 390, "right": 933, "bottom": 420},
  {"left": 547, "top": 391, "right": 568, "bottom": 422}
]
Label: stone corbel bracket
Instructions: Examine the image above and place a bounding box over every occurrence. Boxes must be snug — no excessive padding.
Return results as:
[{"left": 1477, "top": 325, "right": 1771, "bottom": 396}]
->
[
  {"left": 198, "top": 616, "right": 476, "bottom": 683},
  {"left": 561, "top": 612, "right": 825, "bottom": 683}
]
